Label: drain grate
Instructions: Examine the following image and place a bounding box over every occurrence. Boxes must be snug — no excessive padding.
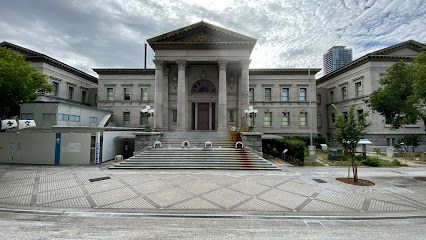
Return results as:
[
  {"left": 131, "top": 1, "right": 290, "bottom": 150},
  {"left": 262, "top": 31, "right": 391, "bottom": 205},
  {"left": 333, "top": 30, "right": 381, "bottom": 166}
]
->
[
  {"left": 313, "top": 178, "right": 327, "bottom": 183},
  {"left": 394, "top": 184, "right": 408, "bottom": 188},
  {"left": 89, "top": 176, "right": 111, "bottom": 182},
  {"left": 414, "top": 177, "right": 426, "bottom": 182}
]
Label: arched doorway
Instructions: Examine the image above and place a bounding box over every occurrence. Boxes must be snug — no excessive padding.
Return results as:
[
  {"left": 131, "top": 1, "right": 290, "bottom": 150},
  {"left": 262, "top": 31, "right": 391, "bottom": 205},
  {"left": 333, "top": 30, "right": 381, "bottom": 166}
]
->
[{"left": 190, "top": 79, "right": 216, "bottom": 130}]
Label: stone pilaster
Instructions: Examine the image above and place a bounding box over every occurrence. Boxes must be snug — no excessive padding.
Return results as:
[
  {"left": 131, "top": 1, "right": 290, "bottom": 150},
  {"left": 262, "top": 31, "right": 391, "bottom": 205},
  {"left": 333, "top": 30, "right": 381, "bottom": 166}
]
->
[
  {"left": 153, "top": 60, "right": 163, "bottom": 130},
  {"left": 176, "top": 60, "right": 187, "bottom": 131},
  {"left": 217, "top": 60, "right": 228, "bottom": 132},
  {"left": 239, "top": 59, "right": 250, "bottom": 129}
]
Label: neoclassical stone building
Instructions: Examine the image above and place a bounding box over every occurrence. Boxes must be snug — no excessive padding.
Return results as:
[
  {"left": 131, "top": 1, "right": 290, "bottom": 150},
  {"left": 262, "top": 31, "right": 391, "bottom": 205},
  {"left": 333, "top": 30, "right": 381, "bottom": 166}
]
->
[
  {"left": 317, "top": 40, "right": 425, "bottom": 146},
  {"left": 95, "top": 22, "right": 319, "bottom": 136}
]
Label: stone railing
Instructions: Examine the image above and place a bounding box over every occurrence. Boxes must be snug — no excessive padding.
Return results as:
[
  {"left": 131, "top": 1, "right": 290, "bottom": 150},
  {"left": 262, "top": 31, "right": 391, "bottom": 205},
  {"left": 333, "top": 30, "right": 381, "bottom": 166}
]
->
[{"left": 133, "top": 132, "right": 162, "bottom": 154}]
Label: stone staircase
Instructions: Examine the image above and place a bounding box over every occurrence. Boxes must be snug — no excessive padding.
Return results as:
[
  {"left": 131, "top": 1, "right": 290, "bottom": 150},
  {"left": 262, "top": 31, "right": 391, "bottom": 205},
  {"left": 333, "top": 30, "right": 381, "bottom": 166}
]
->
[{"left": 109, "top": 132, "right": 280, "bottom": 170}]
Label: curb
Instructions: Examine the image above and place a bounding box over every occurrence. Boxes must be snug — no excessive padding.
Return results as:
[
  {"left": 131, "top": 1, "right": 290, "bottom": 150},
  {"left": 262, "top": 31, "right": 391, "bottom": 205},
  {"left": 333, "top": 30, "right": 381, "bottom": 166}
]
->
[{"left": 1, "top": 205, "right": 426, "bottom": 221}]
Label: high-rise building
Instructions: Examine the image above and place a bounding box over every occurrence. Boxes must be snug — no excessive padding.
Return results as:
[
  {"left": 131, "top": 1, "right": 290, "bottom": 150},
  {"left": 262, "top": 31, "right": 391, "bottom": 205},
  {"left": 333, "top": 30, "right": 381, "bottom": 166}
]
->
[{"left": 323, "top": 46, "right": 352, "bottom": 74}]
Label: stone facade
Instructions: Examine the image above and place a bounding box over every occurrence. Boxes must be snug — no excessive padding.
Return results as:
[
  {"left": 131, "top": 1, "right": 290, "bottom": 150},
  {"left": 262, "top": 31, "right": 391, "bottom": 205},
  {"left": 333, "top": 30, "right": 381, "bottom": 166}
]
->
[
  {"left": 94, "top": 22, "right": 320, "bottom": 137},
  {"left": 317, "top": 40, "right": 426, "bottom": 146},
  {"left": 0, "top": 41, "right": 98, "bottom": 107}
]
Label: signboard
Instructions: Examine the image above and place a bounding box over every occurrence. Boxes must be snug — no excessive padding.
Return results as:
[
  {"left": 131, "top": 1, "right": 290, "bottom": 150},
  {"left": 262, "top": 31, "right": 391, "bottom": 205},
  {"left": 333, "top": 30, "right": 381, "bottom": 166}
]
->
[
  {"left": 95, "top": 132, "right": 101, "bottom": 164},
  {"left": 54, "top": 133, "right": 61, "bottom": 165}
]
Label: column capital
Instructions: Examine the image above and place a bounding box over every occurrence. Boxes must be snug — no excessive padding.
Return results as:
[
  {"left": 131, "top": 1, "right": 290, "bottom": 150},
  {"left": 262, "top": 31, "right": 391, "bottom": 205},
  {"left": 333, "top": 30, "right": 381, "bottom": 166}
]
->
[
  {"left": 217, "top": 60, "right": 228, "bottom": 70},
  {"left": 240, "top": 59, "right": 251, "bottom": 69},
  {"left": 153, "top": 60, "right": 164, "bottom": 68},
  {"left": 176, "top": 60, "right": 186, "bottom": 70}
]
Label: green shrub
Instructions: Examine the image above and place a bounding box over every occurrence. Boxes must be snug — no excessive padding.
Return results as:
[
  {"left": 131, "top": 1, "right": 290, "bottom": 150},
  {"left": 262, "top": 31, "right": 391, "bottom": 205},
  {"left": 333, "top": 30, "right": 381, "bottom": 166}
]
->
[
  {"left": 280, "top": 138, "right": 305, "bottom": 163},
  {"left": 391, "top": 159, "right": 401, "bottom": 166},
  {"left": 373, "top": 147, "right": 381, "bottom": 155},
  {"left": 292, "top": 136, "right": 327, "bottom": 148},
  {"left": 263, "top": 138, "right": 305, "bottom": 166},
  {"left": 360, "top": 156, "right": 380, "bottom": 167}
]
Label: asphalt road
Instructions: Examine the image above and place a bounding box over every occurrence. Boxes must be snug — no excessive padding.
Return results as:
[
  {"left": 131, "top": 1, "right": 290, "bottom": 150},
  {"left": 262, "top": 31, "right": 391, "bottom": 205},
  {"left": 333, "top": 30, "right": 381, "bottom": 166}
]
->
[{"left": 0, "top": 211, "right": 425, "bottom": 240}]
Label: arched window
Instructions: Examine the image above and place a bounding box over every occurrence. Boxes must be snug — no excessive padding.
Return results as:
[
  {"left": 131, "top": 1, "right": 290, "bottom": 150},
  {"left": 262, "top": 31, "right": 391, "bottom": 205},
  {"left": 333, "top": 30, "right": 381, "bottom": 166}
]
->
[{"left": 191, "top": 79, "right": 216, "bottom": 93}]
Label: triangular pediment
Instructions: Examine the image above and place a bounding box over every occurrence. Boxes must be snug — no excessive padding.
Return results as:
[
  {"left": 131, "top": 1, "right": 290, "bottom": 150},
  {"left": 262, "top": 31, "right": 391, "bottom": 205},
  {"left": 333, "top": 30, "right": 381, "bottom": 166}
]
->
[
  {"left": 369, "top": 40, "right": 424, "bottom": 57},
  {"left": 147, "top": 21, "right": 256, "bottom": 51}
]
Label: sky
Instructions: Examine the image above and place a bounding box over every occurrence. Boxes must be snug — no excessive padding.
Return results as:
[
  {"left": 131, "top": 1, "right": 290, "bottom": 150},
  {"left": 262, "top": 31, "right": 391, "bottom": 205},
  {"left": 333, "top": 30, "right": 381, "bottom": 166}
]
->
[{"left": 0, "top": 0, "right": 425, "bottom": 78}]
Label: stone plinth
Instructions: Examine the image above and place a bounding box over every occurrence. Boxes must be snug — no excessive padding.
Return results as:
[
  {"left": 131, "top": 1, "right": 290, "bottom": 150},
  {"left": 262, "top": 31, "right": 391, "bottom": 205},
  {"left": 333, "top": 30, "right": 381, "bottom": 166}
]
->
[
  {"left": 240, "top": 131, "right": 263, "bottom": 156},
  {"left": 134, "top": 132, "right": 162, "bottom": 152}
]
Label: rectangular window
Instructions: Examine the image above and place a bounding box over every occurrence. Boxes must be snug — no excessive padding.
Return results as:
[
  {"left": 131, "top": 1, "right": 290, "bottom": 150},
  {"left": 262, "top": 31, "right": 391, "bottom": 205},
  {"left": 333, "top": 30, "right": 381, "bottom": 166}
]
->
[
  {"left": 264, "top": 112, "right": 272, "bottom": 127},
  {"left": 357, "top": 109, "right": 364, "bottom": 121},
  {"left": 317, "top": 113, "right": 322, "bottom": 128},
  {"left": 42, "top": 113, "right": 56, "bottom": 121},
  {"left": 123, "top": 112, "right": 130, "bottom": 126},
  {"left": 343, "top": 111, "right": 348, "bottom": 121},
  {"left": 264, "top": 88, "right": 271, "bottom": 102},
  {"left": 124, "top": 88, "right": 131, "bottom": 101},
  {"left": 172, "top": 109, "right": 177, "bottom": 122},
  {"left": 249, "top": 88, "right": 254, "bottom": 102},
  {"left": 281, "top": 88, "right": 289, "bottom": 101},
  {"left": 89, "top": 117, "right": 98, "bottom": 123},
  {"left": 68, "top": 86, "right": 74, "bottom": 100},
  {"left": 281, "top": 112, "right": 289, "bottom": 126},
  {"left": 299, "top": 112, "right": 307, "bottom": 126},
  {"left": 355, "top": 82, "right": 362, "bottom": 97},
  {"left": 107, "top": 88, "right": 114, "bottom": 101},
  {"left": 330, "top": 90, "right": 334, "bottom": 102},
  {"left": 140, "top": 113, "right": 148, "bottom": 126},
  {"left": 386, "top": 138, "right": 396, "bottom": 146},
  {"left": 82, "top": 90, "right": 87, "bottom": 103},
  {"left": 341, "top": 86, "right": 347, "bottom": 100},
  {"left": 58, "top": 114, "right": 68, "bottom": 121},
  {"left": 68, "top": 115, "right": 80, "bottom": 122},
  {"left": 21, "top": 113, "right": 34, "bottom": 120},
  {"left": 52, "top": 82, "right": 59, "bottom": 97},
  {"left": 141, "top": 87, "right": 149, "bottom": 101},
  {"left": 172, "top": 109, "right": 177, "bottom": 123},
  {"left": 229, "top": 110, "right": 235, "bottom": 123},
  {"left": 316, "top": 94, "right": 321, "bottom": 104},
  {"left": 299, "top": 88, "right": 307, "bottom": 101}
]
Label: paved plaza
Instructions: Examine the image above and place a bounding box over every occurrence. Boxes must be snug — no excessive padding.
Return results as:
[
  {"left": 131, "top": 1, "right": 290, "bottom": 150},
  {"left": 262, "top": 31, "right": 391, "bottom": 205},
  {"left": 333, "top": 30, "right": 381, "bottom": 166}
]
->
[{"left": 0, "top": 164, "right": 425, "bottom": 215}]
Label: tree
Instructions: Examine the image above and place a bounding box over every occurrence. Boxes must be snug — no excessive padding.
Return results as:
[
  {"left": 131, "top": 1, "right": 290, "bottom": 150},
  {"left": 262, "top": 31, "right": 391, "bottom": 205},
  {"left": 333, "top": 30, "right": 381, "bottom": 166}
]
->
[
  {"left": 368, "top": 49, "right": 426, "bottom": 130},
  {"left": 0, "top": 47, "right": 51, "bottom": 119},
  {"left": 332, "top": 105, "right": 369, "bottom": 182}
]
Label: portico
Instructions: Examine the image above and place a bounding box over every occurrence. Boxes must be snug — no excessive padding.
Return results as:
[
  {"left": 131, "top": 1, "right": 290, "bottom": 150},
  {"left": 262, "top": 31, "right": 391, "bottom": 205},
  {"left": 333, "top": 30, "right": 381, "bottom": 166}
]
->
[{"left": 147, "top": 21, "right": 256, "bottom": 132}]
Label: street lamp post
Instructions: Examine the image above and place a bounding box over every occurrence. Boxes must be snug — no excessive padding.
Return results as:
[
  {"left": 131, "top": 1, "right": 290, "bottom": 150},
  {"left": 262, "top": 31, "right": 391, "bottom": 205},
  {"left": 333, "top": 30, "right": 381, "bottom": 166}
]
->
[
  {"left": 308, "top": 67, "right": 316, "bottom": 162},
  {"left": 244, "top": 106, "right": 258, "bottom": 131},
  {"left": 141, "top": 105, "right": 155, "bottom": 131}
]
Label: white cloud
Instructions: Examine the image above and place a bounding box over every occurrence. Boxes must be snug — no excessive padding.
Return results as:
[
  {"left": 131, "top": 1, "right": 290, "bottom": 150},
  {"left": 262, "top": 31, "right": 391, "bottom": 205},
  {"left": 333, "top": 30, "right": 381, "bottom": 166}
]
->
[{"left": 0, "top": 0, "right": 425, "bottom": 76}]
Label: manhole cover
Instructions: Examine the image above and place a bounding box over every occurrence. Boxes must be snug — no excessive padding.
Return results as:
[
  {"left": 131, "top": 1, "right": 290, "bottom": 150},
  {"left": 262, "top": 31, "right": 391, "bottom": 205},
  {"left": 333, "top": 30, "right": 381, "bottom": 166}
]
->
[
  {"left": 313, "top": 178, "right": 327, "bottom": 183},
  {"left": 89, "top": 176, "right": 111, "bottom": 182},
  {"left": 414, "top": 177, "right": 426, "bottom": 182}
]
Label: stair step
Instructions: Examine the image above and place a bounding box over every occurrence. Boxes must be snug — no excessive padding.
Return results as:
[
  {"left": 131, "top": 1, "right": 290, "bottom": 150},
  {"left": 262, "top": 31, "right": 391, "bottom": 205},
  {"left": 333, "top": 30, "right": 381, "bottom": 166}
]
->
[{"left": 111, "top": 131, "right": 279, "bottom": 170}]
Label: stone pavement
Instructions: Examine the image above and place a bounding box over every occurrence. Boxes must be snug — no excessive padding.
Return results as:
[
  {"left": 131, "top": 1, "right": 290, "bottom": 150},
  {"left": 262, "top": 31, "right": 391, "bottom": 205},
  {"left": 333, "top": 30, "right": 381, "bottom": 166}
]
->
[{"left": 0, "top": 164, "right": 425, "bottom": 215}]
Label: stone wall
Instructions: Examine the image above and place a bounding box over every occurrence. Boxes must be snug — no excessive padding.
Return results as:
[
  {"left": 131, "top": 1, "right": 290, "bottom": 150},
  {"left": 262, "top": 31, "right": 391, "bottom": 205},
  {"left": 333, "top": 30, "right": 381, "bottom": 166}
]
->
[{"left": 240, "top": 132, "right": 263, "bottom": 157}]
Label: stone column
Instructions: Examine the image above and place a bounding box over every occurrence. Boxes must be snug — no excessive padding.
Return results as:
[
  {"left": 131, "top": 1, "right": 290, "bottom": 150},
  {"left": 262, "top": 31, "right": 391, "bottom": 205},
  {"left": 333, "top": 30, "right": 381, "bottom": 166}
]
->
[
  {"left": 176, "top": 60, "right": 187, "bottom": 131},
  {"left": 153, "top": 60, "right": 163, "bottom": 130},
  {"left": 217, "top": 60, "right": 228, "bottom": 132},
  {"left": 239, "top": 59, "right": 250, "bottom": 129},
  {"left": 162, "top": 66, "right": 169, "bottom": 130}
]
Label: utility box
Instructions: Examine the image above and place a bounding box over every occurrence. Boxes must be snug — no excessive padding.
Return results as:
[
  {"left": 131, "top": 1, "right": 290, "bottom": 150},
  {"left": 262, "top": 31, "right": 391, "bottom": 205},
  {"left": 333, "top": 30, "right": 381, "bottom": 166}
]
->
[{"left": 386, "top": 147, "right": 394, "bottom": 158}]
